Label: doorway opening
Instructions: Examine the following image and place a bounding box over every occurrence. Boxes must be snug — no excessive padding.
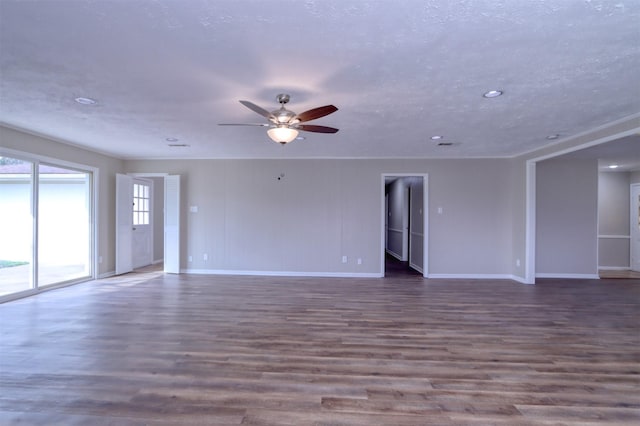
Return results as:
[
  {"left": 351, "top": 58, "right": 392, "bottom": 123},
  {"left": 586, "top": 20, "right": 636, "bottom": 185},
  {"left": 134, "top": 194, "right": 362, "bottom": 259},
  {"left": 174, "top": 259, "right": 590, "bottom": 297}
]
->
[
  {"left": 381, "top": 174, "right": 428, "bottom": 278},
  {"left": 116, "top": 173, "right": 180, "bottom": 275}
]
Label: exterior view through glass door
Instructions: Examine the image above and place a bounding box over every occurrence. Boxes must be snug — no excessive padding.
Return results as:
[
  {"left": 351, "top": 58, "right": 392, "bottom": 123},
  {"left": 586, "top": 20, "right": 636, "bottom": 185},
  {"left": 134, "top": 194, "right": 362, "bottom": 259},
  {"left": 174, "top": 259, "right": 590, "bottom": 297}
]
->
[
  {"left": 0, "top": 154, "right": 93, "bottom": 299},
  {"left": 38, "top": 164, "right": 92, "bottom": 286},
  {"left": 0, "top": 156, "right": 33, "bottom": 296}
]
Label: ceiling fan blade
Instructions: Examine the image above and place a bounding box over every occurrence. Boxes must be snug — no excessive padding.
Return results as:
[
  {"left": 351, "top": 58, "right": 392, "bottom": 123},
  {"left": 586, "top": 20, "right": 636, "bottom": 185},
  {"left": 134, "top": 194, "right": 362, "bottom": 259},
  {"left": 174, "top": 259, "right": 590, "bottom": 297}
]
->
[
  {"left": 297, "top": 124, "right": 339, "bottom": 134},
  {"left": 239, "top": 100, "right": 274, "bottom": 119},
  {"left": 218, "top": 123, "right": 269, "bottom": 127},
  {"left": 295, "top": 105, "right": 338, "bottom": 123}
]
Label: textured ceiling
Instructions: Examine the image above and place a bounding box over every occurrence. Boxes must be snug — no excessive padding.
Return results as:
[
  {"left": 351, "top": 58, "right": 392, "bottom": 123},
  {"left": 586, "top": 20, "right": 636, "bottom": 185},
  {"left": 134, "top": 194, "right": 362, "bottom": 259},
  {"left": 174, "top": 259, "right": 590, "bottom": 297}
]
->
[{"left": 0, "top": 0, "right": 639, "bottom": 160}]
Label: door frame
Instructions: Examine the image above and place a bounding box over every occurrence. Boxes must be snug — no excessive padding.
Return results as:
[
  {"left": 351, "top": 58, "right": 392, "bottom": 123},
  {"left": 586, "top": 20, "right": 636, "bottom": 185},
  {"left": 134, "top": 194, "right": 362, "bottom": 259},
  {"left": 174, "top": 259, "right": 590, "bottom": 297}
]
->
[
  {"left": 121, "top": 173, "right": 180, "bottom": 274},
  {"left": 381, "top": 173, "right": 429, "bottom": 277},
  {"left": 524, "top": 124, "right": 640, "bottom": 284},
  {"left": 631, "top": 183, "right": 640, "bottom": 272}
]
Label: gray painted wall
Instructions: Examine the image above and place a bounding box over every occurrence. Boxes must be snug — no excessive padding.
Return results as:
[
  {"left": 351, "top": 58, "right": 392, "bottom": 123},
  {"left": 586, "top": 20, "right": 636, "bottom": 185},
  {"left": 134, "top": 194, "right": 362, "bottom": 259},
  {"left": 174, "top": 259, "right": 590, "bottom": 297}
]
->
[
  {"left": 536, "top": 159, "right": 599, "bottom": 276},
  {"left": 598, "top": 172, "right": 631, "bottom": 269},
  {"left": 125, "top": 158, "right": 512, "bottom": 276}
]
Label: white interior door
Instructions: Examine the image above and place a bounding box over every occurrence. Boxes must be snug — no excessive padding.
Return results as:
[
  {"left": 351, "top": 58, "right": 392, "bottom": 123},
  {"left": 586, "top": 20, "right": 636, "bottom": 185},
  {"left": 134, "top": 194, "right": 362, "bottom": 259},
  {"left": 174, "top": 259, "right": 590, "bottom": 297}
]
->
[
  {"left": 164, "top": 175, "right": 180, "bottom": 274},
  {"left": 631, "top": 184, "right": 640, "bottom": 272},
  {"left": 115, "top": 173, "right": 133, "bottom": 275},
  {"left": 132, "top": 178, "right": 153, "bottom": 269}
]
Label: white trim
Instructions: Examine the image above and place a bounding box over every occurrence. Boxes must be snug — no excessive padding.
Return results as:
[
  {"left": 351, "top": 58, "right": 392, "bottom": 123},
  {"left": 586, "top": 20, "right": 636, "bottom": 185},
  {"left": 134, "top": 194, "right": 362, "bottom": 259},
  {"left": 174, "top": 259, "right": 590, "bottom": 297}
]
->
[
  {"left": 98, "top": 270, "right": 116, "bottom": 279},
  {"left": 631, "top": 183, "right": 640, "bottom": 272},
  {"left": 598, "top": 266, "right": 630, "bottom": 271},
  {"left": 180, "top": 269, "right": 383, "bottom": 278},
  {"left": 510, "top": 275, "right": 531, "bottom": 284},
  {"left": 598, "top": 235, "right": 631, "bottom": 239},
  {"left": 535, "top": 273, "right": 600, "bottom": 279},
  {"left": 428, "top": 273, "right": 524, "bottom": 281}
]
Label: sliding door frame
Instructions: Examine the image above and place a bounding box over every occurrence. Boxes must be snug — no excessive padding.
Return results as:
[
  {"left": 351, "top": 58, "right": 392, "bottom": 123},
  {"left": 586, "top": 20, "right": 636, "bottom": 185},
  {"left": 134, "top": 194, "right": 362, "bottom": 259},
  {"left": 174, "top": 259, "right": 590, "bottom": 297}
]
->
[{"left": 0, "top": 147, "right": 98, "bottom": 302}]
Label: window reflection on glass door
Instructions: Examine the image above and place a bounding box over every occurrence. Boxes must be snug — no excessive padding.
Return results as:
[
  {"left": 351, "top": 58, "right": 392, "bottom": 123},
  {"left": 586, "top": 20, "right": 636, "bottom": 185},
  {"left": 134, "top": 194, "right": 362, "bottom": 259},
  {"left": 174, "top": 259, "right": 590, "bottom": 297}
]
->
[
  {"left": 38, "top": 164, "right": 92, "bottom": 287},
  {"left": 0, "top": 156, "right": 34, "bottom": 296}
]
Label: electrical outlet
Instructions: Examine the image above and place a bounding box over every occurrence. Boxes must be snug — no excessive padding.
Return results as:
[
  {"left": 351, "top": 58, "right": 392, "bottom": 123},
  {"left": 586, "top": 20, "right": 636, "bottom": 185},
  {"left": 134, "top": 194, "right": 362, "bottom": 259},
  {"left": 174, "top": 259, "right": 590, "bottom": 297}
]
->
[
  {"left": 203, "top": 253, "right": 208, "bottom": 261},
  {"left": 342, "top": 256, "right": 347, "bottom": 263},
  {"left": 357, "top": 258, "right": 362, "bottom": 265},
  {"left": 188, "top": 255, "right": 193, "bottom": 262},
  {"left": 516, "top": 259, "right": 521, "bottom": 267},
  {"left": 98, "top": 256, "right": 103, "bottom": 264}
]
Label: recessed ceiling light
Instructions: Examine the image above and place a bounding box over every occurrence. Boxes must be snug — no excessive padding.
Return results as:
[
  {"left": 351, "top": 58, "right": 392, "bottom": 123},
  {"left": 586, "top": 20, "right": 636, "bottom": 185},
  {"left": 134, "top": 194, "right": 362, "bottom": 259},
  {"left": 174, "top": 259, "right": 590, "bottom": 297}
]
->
[
  {"left": 608, "top": 164, "right": 619, "bottom": 169},
  {"left": 296, "top": 136, "right": 306, "bottom": 140},
  {"left": 546, "top": 134, "right": 560, "bottom": 140},
  {"left": 430, "top": 135, "right": 443, "bottom": 140},
  {"left": 74, "top": 97, "right": 97, "bottom": 105},
  {"left": 165, "top": 137, "right": 179, "bottom": 142},
  {"left": 482, "top": 90, "right": 503, "bottom": 98}
]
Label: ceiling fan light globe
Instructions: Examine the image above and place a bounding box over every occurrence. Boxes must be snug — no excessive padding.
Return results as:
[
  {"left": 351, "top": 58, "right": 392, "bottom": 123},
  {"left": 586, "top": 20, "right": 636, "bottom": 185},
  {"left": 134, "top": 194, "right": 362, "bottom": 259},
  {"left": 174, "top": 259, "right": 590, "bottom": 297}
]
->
[{"left": 267, "top": 126, "right": 299, "bottom": 144}]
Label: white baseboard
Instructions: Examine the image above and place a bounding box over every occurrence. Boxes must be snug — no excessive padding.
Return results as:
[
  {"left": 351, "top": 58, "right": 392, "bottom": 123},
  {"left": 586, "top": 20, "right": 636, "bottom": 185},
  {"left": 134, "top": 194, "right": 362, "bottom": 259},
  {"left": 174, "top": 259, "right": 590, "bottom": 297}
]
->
[
  {"left": 598, "top": 266, "right": 630, "bottom": 271},
  {"left": 535, "top": 273, "right": 600, "bottom": 279},
  {"left": 427, "top": 273, "right": 525, "bottom": 282},
  {"left": 98, "top": 270, "right": 116, "bottom": 279},
  {"left": 180, "top": 269, "right": 383, "bottom": 278},
  {"left": 509, "top": 275, "right": 533, "bottom": 285}
]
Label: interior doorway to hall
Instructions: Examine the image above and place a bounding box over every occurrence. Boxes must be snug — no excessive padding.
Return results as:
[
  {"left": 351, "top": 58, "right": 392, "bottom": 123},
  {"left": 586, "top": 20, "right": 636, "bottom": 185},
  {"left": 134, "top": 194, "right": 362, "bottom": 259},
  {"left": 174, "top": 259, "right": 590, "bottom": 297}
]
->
[{"left": 382, "top": 174, "right": 428, "bottom": 277}]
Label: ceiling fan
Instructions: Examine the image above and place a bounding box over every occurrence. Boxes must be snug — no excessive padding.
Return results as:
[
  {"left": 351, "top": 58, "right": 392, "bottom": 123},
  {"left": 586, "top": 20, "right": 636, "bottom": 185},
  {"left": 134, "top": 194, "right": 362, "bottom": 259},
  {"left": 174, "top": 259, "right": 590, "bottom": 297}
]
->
[{"left": 219, "top": 94, "right": 339, "bottom": 144}]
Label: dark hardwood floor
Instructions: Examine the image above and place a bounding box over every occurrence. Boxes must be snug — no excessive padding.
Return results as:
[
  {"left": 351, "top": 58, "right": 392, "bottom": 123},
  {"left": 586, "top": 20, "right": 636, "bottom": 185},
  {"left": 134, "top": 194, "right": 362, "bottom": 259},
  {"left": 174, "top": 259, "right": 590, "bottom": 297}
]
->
[{"left": 1, "top": 270, "right": 639, "bottom": 425}]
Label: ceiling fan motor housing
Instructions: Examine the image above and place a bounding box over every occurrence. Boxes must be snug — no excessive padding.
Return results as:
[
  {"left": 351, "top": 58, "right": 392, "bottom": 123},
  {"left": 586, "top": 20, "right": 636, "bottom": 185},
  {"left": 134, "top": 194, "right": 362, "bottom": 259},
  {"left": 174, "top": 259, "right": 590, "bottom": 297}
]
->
[{"left": 272, "top": 108, "right": 297, "bottom": 124}]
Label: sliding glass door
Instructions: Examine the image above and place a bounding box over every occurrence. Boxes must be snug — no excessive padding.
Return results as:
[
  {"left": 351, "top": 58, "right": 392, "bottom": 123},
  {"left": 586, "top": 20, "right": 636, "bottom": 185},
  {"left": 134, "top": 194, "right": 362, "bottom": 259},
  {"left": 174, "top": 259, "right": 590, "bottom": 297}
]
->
[
  {"left": 0, "top": 154, "right": 94, "bottom": 299},
  {"left": 0, "top": 157, "right": 33, "bottom": 296},
  {"left": 38, "top": 164, "right": 92, "bottom": 286}
]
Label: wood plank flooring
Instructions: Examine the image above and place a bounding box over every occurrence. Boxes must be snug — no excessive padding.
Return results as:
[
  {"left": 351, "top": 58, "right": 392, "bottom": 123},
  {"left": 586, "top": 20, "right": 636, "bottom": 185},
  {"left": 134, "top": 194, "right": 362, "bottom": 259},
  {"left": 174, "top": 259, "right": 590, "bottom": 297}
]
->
[{"left": 1, "top": 269, "right": 639, "bottom": 425}]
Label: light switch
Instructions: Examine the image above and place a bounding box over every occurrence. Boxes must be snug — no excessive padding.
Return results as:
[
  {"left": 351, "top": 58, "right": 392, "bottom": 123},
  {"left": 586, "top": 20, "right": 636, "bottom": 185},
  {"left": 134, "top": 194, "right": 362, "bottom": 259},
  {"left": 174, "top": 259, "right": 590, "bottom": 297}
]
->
[{"left": 190, "top": 205, "right": 198, "bottom": 213}]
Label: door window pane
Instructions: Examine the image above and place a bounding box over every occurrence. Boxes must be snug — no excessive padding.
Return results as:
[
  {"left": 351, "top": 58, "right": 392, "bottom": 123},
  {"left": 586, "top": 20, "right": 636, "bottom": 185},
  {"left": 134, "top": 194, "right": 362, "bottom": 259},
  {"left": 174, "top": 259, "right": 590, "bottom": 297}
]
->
[
  {"left": 133, "top": 183, "right": 150, "bottom": 225},
  {"left": 0, "top": 156, "right": 33, "bottom": 296},
  {"left": 38, "top": 164, "right": 91, "bottom": 286}
]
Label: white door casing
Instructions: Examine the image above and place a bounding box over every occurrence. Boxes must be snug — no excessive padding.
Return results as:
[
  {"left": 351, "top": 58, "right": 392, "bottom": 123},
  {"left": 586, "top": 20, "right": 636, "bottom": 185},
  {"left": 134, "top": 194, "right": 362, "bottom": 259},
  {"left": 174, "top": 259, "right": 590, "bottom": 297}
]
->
[
  {"left": 631, "top": 184, "right": 640, "bottom": 272},
  {"left": 115, "top": 173, "right": 133, "bottom": 275},
  {"left": 381, "top": 174, "right": 429, "bottom": 278},
  {"left": 164, "top": 175, "right": 180, "bottom": 274}
]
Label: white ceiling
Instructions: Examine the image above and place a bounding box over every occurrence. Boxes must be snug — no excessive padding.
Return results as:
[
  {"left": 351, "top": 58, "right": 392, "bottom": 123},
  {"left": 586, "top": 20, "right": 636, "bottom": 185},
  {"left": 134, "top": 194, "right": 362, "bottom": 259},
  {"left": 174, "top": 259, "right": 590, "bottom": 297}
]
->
[{"left": 1, "top": 0, "right": 639, "bottom": 160}]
